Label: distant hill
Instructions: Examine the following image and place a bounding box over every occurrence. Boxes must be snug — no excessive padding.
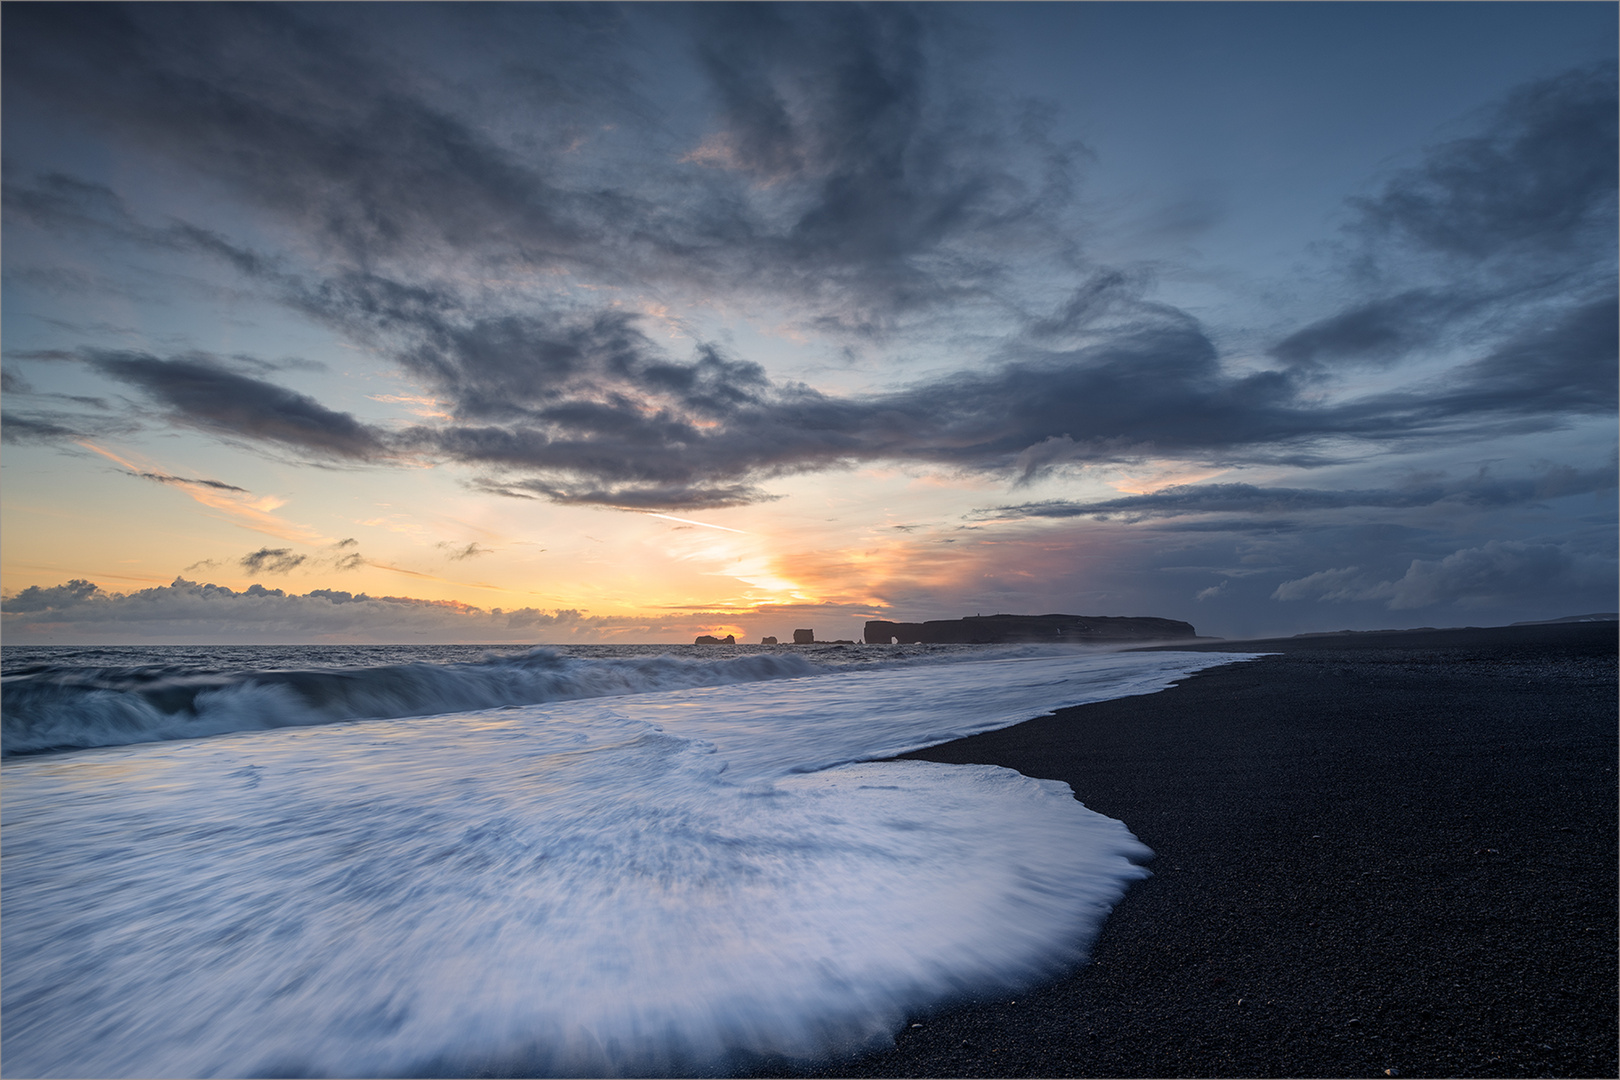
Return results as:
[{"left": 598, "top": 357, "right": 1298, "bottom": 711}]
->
[
  {"left": 1510, "top": 613, "right": 1618, "bottom": 625},
  {"left": 865, "top": 613, "right": 1196, "bottom": 645}
]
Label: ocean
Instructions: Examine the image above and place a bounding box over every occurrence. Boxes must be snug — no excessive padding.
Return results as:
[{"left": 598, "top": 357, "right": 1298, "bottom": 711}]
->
[{"left": 1, "top": 642, "right": 1259, "bottom": 1077}]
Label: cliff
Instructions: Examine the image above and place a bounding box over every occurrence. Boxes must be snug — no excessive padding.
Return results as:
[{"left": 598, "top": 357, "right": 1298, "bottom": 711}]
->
[{"left": 864, "top": 613, "right": 1196, "bottom": 645}]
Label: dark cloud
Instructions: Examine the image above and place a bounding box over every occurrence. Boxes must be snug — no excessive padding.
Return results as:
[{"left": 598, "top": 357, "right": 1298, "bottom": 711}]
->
[
  {"left": 82, "top": 351, "right": 388, "bottom": 459},
  {"left": 1, "top": 412, "right": 85, "bottom": 443},
  {"left": 1, "top": 578, "right": 102, "bottom": 613},
  {"left": 1269, "top": 289, "right": 1478, "bottom": 370},
  {"left": 481, "top": 478, "right": 774, "bottom": 512},
  {"left": 0, "top": 170, "right": 138, "bottom": 236},
  {"left": 3, "top": 3, "right": 1079, "bottom": 337},
  {"left": 240, "top": 548, "right": 307, "bottom": 575},
  {"left": 1274, "top": 62, "right": 1617, "bottom": 378},
  {"left": 680, "top": 3, "right": 1078, "bottom": 329},
  {"left": 1273, "top": 540, "right": 1615, "bottom": 610},
  {"left": 1350, "top": 63, "right": 1617, "bottom": 263},
  {"left": 1, "top": 4, "right": 615, "bottom": 268},
  {"left": 133, "top": 471, "right": 248, "bottom": 493},
  {"left": 978, "top": 462, "right": 1619, "bottom": 523},
  {"left": 5, "top": 8, "right": 1613, "bottom": 513},
  {"left": 1441, "top": 296, "right": 1618, "bottom": 416},
  {"left": 52, "top": 276, "right": 1610, "bottom": 511}
]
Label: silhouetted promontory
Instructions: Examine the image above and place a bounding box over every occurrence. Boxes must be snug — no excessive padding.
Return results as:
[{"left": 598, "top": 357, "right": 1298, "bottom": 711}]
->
[{"left": 865, "top": 613, "right": 1196, "bottom": 645}]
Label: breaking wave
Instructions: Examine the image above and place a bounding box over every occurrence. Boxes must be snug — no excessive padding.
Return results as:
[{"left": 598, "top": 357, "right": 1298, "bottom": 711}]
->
[{"left": 1, "top": 647, "right": 828, "bottom": 755}]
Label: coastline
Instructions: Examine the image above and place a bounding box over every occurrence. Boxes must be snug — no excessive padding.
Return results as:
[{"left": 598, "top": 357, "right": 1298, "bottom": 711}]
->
[{"left": 746, "top": 621, "right": 1618, "bottom": 1078}]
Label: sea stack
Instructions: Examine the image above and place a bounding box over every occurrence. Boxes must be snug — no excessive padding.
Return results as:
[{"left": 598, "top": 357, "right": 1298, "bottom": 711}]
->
[{"left": 864, "top": 613, "right": 1196, "bottom": 645}]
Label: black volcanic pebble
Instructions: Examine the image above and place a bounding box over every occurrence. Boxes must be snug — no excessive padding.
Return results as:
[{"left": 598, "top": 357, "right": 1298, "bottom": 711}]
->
[{"left": 736, "top": 622, "right": 1618, "bottom": 1079}]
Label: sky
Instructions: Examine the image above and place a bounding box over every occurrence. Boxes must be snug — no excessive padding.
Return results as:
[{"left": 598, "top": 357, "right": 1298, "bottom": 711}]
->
[{"left": 2, "top": 1, "right": 1615, "bottom": 645}]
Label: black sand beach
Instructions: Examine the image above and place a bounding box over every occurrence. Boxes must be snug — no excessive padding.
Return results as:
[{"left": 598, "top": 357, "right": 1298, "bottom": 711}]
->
[{"left": 750, "top": 621, "right": 1618, "bottom": 1079}]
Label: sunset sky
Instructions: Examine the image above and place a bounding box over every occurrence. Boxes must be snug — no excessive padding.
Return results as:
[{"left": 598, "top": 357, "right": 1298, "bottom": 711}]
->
[{"left": 3, "top": 2, "right": 1615, "bottom": 644}]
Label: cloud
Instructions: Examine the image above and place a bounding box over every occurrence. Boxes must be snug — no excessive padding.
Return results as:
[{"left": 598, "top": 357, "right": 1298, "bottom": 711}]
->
[
  {"left": 2, "top": 5, "right": 614, "bottom": 267},
  {"left": 69, "top": 440, "right": 323, "bottom": 543},
  {"left": 6, "top": 7, "right": 1614, "bottom": 514},
  {"left": 1273, "top": 61, "right": 1617, "bottom": 379},
  {"left": 3, "top": 3, "right": 1071, "bottom": 336},
  {"left": 1, "top": 578, "right": 102, "bottom": 613},
  {"left": 678, "top": 3, "right": 1080, "bottom": 331},
  {"left": 34, "top": 274, "right": 1614, "bottom": 512},
  {"left": 1272, "top": 540, "right": 1615, "bottom": 610},
  {"left": 1349, "top": 62, "right": 1617, "bottom": 263},
  {"left": 82, "top": 351, "right": 389, "bottom": 459},
  {"left": 0, "top": 576, "right": 712, "bottom": 644},
  {"left": 437, "top": 542, "right": 492, "bottom": 561},
  {"left": 977, "top": 462, "right": 1619, "bottom": 523},
  {"left": 240, "top": 548, "right": 307, "bottom": 575},
  {"left": 1269, "top": 289, "right": 1478, "bottom": 371},
  {"left": 1438, "top": 296, "right": 1618, "bottom": 416},
  {"left": 1, "top": 413, "right": 88, "bottom": 443},
  {"left": 134, "top": 472, "right": 248, "bottom": 494}
]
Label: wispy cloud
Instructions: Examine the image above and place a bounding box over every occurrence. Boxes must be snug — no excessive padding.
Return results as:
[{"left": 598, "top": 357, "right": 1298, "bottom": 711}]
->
[
  {"left": 75, "top": 441, "right": 324, "bottom": 542},
  {"left": 436, "top": 541, "right": 493, "bottom": 560}
]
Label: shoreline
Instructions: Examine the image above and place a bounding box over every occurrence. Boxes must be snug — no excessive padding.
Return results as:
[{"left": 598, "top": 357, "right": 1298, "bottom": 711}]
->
[{"left": 744, "top": 621, "right": 1617, "bottom": 1078}]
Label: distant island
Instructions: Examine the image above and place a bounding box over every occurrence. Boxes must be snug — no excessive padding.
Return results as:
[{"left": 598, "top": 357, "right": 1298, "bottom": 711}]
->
[{"left": 865, "top": 613, "right": 1196, "bottom": 645}]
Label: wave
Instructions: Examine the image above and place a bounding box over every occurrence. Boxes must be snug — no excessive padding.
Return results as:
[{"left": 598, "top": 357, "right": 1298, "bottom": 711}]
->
[{"left": 0, "top": 648, "right": 829, "bottom": 756}]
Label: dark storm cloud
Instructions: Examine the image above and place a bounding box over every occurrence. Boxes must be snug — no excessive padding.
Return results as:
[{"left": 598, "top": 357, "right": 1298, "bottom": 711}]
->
[
  {"left": 976, "top": 462, "right": 1619, "bottom": 524},
  {"left": 81, "top": 351, "right": 388, "bottom": 459}
]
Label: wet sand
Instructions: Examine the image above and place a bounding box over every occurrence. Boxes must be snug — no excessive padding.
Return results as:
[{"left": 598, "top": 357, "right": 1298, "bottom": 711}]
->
[{"left": 747, "top": 621, "right": 1617, "bottom": 1078}]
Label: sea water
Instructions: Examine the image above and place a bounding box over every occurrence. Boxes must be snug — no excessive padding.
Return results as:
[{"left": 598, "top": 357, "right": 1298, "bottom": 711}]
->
[{"left": 1, "top": 643, "right": 1260, "bottom": 1077}]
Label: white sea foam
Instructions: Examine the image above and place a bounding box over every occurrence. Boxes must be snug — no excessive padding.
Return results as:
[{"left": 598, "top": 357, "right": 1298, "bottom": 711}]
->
[{"left": 1, "top": 649, "right": 1261, "bottom": 1077}]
